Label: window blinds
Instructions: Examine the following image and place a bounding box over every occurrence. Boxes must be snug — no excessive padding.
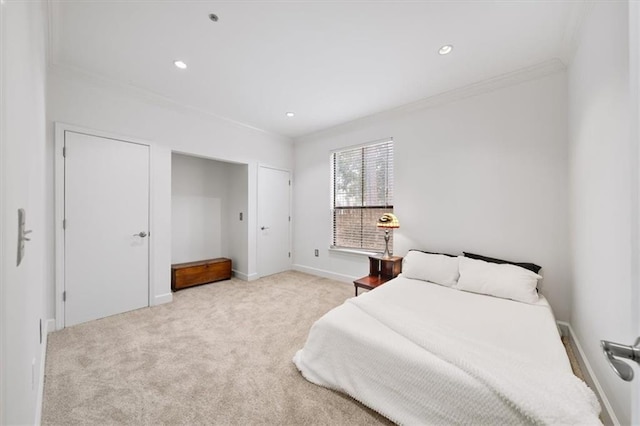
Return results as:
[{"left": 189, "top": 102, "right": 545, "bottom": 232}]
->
[{"left": 331, "top": 140, "right": 394, "bottom": 251}]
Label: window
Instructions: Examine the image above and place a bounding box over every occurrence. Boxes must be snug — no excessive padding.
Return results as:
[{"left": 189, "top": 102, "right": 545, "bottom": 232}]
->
[{"left": 331, "top": 139, "right": 394, "bottom": 252}]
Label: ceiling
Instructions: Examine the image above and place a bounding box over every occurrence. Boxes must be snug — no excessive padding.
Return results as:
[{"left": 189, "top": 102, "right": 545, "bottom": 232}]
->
[{"left": 50, "top": 1, "right": 582, "bottom": 138}]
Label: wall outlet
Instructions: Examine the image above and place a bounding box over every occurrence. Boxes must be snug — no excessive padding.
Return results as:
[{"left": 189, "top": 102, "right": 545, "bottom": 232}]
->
[
  {"left": 314, "top": 249, "right": 319, "bottom": 257},
  {"left": 239, "top": 212, "right": 243, "bottom": 221}
]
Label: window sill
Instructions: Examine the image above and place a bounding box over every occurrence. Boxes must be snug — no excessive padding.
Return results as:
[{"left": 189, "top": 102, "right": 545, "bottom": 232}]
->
[{"left": 329, "top": 247, "right": 381, "bottom": 257}]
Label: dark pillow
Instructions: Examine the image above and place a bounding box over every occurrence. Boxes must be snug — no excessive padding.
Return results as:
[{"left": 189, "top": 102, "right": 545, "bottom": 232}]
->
[
  {"left": 463, "top": 252, "right": 541, "bottom": 274},
  {"left": 409, "top": 249, "right": 457, "bottom": 258}
]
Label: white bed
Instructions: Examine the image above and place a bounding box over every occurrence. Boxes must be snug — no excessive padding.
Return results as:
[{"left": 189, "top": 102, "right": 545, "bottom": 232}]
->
[{"left": 294, "top": 274, "right": 601, "bottom": 424}]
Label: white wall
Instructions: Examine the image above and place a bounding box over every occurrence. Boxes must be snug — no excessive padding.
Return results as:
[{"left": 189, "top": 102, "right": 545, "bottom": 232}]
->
[
  {"left": 293, "top": 72, "right": 571, "bottom": 320},
  {"left": 227, "top": 163, "right": 250, "bottom": 279},
  {"left": 151, "top": 146, "right": 172, "bottom": 305},
  {"left": 568, "top": 2, "right": 634, "bottom": 423},
  {"left": 46, "top": 68, "right": 293, "bottom": 317},
  {"left": 0, "top": 0, "right": 49, "bottom": 423},
  {"left": 172, "top": 154, "right": 228, "bottom": 263}
]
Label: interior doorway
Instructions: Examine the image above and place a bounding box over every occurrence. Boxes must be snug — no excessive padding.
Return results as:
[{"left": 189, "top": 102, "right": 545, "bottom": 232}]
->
[
  {"left": 257, "top": 165, "right": 291, "bottom": 277},
  {"left": 61, "top": 130, "right": 150, "bottom": 327}
]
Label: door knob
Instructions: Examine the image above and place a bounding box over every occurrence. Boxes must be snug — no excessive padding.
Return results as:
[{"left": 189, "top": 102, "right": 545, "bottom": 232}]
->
[
  {"left": 133, "top": 231, "right": 148, "bottom": 238},
  {"left": 601, "top": 337, "right": 640, "bottom": 381},
  {"left": 260, "top": 226, "right": 270, "bottom": 231}
]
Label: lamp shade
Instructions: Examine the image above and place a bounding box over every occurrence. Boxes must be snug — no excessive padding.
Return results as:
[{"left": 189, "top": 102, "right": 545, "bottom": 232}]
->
[{"left": 377, "top": 213, "right": 400, "bottom": 229}]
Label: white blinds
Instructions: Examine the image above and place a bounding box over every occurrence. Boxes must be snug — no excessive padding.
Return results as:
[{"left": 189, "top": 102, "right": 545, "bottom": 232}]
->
[{"left": 331, "top": 140, "right": 394, "bottom": 251}]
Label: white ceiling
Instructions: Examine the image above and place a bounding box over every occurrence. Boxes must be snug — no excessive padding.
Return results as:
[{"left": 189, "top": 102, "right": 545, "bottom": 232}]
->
[{"left": 50, "top": 1, "right": 581, "bottom": 138}]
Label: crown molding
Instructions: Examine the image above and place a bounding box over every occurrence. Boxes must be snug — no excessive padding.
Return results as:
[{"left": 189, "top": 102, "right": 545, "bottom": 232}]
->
[
  {"left": 46, "top": 0, "right": 57, "bottom": 71},
  {"left": 561, "top": 0, "right": 593, "bottom": 67},
  {"left": 45, "top": 0, "right": 60, "bottom": 70},
  {"left": 49, "top": 63, "right": 286, "bottom": 139},
  {"left": 296, "top": 58, "right": 566, "bottom": 143}
]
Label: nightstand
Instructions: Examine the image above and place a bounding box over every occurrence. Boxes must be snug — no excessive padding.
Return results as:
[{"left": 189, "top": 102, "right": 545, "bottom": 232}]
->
[{"left": 353, "top": 255, "right": 403, "bottom": 296}]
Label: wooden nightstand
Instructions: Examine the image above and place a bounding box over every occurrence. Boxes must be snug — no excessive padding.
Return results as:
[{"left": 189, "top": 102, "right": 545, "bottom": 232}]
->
[{"left": 353, "top": 255, "right": 402, "bottom": 296}]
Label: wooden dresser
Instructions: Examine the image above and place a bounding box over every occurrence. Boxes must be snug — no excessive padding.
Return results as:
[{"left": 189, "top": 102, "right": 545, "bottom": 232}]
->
[{"left": 171, "top": 258, "right": 232, "bottom": 291}]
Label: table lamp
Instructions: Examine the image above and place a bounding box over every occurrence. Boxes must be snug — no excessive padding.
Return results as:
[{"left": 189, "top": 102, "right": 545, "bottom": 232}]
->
[{"left": 376, "top": 213, "right": 399, "bottom": 259}]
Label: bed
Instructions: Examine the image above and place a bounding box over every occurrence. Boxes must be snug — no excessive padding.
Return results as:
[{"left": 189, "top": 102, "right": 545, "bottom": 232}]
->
[{"left": 293, "top": 251, "right": 601, "bottom": 425}]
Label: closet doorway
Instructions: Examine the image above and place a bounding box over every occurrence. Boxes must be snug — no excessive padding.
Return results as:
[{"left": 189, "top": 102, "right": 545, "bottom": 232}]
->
[{"left": 171, "top": 153, "right": 248, "bottom": 278}]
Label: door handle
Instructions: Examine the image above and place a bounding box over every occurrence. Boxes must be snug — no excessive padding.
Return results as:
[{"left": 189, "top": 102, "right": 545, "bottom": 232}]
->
[
  {"left": 601, "top": 337, "right": 640, "bottom": 381},
  {"left": 260, "top": 226, "right": 270, "bottom": 231},
  {"left": 133, "top": 231, "right": 148, "bottom": 238},
  {"left": 17, "top": 209, "right": 31, "bottom": 266}
]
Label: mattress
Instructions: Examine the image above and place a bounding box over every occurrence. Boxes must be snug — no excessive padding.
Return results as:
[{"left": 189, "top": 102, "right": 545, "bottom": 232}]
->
[{"left": 293, "top": 275, "right": 600, "bottom": 424}]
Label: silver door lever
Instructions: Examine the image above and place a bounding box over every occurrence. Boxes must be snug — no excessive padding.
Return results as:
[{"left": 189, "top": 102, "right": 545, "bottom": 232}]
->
[
  {"left": 601, "top": 338, "right": 640, "bottom": 381},
  {"left": 17, "top": 208, "right": 31, "bottom": 266},
  {"left": 133, "top": 231, "right": 148, "bottom": 238},
  {"left": 260, "top": 226, "right": 270, "bottom": 230}
]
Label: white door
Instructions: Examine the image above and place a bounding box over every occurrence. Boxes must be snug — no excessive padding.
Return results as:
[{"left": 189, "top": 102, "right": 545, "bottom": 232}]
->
[
  {"left": 64, "top": 131, "right": 150, "bottom": 326},
  {"left": 257, "top": 166, "right": 291, "bottom": 277}
]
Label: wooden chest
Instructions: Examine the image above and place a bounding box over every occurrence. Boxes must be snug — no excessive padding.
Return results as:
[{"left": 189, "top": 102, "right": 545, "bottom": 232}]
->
[{"left": 171, "top": 258, "right": 232, "bottom": 291}]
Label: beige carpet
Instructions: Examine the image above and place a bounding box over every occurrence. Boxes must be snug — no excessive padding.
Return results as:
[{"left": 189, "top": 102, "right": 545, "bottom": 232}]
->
[
  {"left": 562, "top": 335, "right": 586, "bottom": 382},
  {"left": 42, "top": 271, "right": 392, "bottom": 425},
  {"left": 43, "top": 271, "right": 589, "bottom": 425}
]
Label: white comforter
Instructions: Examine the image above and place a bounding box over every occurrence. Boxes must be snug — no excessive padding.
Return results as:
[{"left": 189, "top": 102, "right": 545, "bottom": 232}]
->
[{"left": 293, "top": 276, "right": 601, "bottom": 425}]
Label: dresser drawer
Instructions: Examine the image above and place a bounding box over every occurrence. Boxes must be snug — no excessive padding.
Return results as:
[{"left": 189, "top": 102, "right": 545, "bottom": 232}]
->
[{"left": 171, "top": 258, "right": 232, "bottom": 291}]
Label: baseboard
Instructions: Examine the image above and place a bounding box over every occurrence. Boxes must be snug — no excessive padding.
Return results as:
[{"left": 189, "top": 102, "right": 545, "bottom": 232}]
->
[
  {"left": 35, "top": 318, "right": 54, "bottom": 425},
  {"left": 246, "top": 273, "right": 259, "bottom": 282},
  {"left": 153, "top": 293, "right": 172, "bottom": 305},
  {"left": 292, "top": 264, "right": 357, "bottom": 283},
  {"left": 232, "top": 270, "right": 250, "bottom": 281},
  {"left": 556, "top": 321, "right": 619, "bottom": 425}
]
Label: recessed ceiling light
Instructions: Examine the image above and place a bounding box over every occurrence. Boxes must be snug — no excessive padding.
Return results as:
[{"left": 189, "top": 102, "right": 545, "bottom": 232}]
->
[
  {"left": 438, "top": 45, "right": 453, "bottom": 55},
  {"left": 173, "top": 60, "right": 187, "bottom": 69},
  {"left": 285, "top": 112, "right": 295, "bottom": 117},
  {"left": 209, "top": 13, "right": 219, "bottom": 22}
]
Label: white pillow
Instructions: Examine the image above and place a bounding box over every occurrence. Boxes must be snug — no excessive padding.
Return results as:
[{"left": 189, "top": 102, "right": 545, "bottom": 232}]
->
[
  {"left": 454, "top": 256, "right": 541, "bottom": 303},
  {"left": 402, "top": 250, "right": 460, "bottom": 287}
]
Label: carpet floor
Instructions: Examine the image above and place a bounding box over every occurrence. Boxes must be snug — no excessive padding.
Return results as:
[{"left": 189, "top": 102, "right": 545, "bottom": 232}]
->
[
  {"left": 43, "top": 271, "right": 588, "bottom": 425},
  {"left": 42, "top": 271, "right": 391, "bottom": 425}
]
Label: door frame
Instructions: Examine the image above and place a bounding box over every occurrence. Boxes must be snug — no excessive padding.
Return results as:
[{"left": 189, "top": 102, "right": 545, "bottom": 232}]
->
[
  {"left": 0, "top": 1, "right": 6, "bottom": 419},
  {"left": 54, "top": 122, "right": 154, "bottom": 330},
  {"left": 631, "top": 1, "right": 640, "bottom": 422},
  {"left": 256, "top": 164, "right": 292, "bottom": 278}
]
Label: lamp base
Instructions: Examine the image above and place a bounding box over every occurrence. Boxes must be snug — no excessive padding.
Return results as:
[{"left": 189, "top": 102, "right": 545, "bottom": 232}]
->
[{"left": 381, "top": 230, "right": 391, "bottom": 259}]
